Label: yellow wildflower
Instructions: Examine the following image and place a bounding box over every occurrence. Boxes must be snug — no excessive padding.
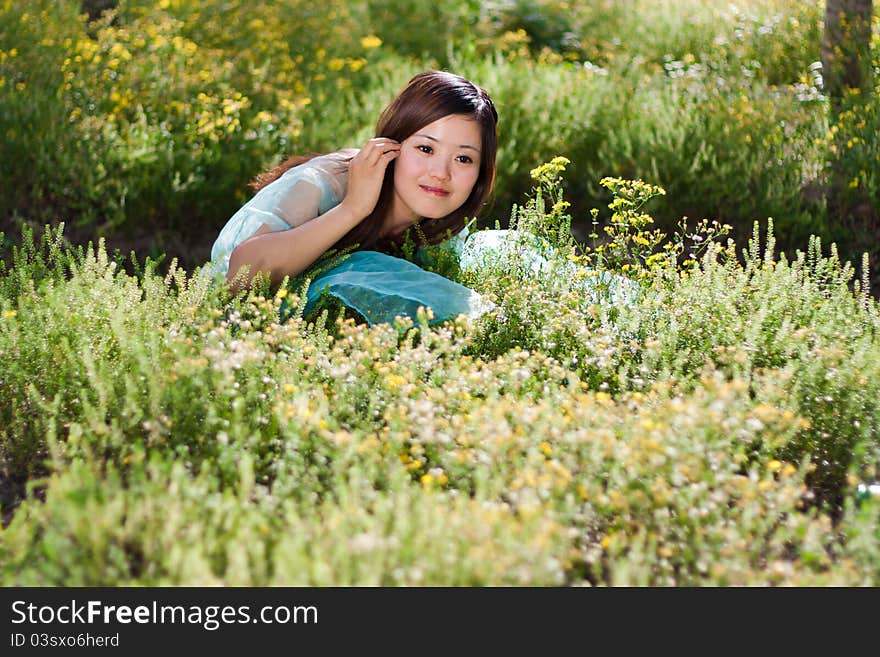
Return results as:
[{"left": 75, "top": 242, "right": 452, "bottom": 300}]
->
[
  {"left": 360, "top": 35, "right": 382, "bottom": 49},
  {"left": 384, "top": 374, "right": 407, "bottom": 390}
]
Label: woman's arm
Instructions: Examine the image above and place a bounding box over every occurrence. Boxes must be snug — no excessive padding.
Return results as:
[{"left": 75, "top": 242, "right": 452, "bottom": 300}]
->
[
  {"left": 226, "top": 201, "right": 363, "bottom": 289},
  {"left": 226, "top": 138, "right": 400, "bottom": 291}
]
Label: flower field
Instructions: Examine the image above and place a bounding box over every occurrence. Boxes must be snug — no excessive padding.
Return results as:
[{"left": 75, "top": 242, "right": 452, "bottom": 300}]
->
[{"left": 1, "top": 1, "right": 879, "bottom": 585}]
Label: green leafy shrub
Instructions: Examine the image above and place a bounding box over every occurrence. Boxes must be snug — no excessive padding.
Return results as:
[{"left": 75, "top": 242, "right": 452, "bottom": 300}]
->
[{"left": 0, "top": 0, "right": 376, "bottom": 263}]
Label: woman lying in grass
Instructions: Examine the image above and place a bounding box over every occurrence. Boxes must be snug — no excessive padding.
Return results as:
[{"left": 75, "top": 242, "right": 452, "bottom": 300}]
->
[{"left": 209, "top": 70, "right": 499, "bottom": 325}]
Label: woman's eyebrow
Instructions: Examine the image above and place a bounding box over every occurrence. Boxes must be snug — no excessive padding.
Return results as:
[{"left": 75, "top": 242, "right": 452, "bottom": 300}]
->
[{"left": 413, "top": 133, "right": 481, "bottom": 153}]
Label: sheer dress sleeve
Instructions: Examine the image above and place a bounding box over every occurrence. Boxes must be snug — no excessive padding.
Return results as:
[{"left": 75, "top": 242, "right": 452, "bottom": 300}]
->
[{"left": 208, "top": 155, "right": 349, "bottom": 279}]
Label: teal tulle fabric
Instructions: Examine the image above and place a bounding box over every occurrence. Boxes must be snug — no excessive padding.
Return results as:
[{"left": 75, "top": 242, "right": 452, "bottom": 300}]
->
[
  {"left": 300, "top": 250, "right": 492, "bottom": 326},
  {"left": 293, "top": 229, "right": 638, "bottom": 327}
]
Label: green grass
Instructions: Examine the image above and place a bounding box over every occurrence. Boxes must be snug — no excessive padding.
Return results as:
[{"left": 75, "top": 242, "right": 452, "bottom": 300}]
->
[{"left": 1, "top": 171, "right": 878, "bottom": 586}]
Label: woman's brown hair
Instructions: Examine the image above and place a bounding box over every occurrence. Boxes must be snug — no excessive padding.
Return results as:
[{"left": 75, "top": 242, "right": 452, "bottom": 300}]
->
[{"left": 251, "top": 70, "right": 498, "bottom": 253}]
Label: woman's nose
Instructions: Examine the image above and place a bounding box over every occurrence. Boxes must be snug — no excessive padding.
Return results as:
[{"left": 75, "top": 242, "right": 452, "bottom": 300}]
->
[{"left": 429, "top": 158, "right": 451, "bottom": 181}]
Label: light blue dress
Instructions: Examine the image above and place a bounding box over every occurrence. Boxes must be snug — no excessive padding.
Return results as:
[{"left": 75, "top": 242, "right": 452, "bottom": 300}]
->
[
  {"left": 208, "top": 152, "right": 490, "bottom": 326},
  {"left": 208, "top": 153, "right": 637, "bottom": 326},
  {"left": 210, "top": 153, "right": 348, "bottom": 279}
]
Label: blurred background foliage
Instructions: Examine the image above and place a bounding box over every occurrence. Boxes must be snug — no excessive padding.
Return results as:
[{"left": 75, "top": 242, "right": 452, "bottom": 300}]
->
[{"left": 1, "top": 0, "right": 877, "bottom": 286}]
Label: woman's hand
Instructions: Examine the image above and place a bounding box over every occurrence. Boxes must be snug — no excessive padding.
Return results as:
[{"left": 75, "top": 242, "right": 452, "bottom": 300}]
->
[{"left": 341, "top": 137, "right": 400, "bottom": 219}]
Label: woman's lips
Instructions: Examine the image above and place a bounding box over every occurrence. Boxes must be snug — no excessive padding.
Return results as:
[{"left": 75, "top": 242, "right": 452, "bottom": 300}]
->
[{"left": 420, "top": 185, "right": 450, "bottom": 196}]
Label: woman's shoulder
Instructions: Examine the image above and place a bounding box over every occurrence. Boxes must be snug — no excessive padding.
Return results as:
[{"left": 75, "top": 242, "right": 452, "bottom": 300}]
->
[
  {"left": 301, "top": 149, "right": 357, "bottom": 201},
  {"left": 327, "top": 147, "right": 359, "bottom": 160},
  {"left": 305, "top": 148, "right": 357, "bottom": 170}
]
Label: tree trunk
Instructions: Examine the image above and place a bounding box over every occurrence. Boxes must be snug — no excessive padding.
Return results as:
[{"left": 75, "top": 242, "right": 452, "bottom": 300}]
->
[{"left": 822, "top": 0, "right": 877, "bottom": 295}]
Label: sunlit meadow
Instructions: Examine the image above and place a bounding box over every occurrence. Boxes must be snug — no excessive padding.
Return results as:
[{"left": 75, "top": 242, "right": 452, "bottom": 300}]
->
[
  {"left": 1, "top": 1, "right": 879, "bottom": 585},
  {"left": 2, "top": 160, "right": 879, "bottom": 585}
]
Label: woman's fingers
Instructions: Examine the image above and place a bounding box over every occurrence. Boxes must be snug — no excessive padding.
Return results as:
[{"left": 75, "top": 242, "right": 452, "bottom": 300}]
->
[
  {"left": 341, "top": 138, "right": 402, "bottom": 218},
  {"left": 359, "top": 138, "right": 399, "bottom": 161},
  {"left": 366, "top": 137, "right": 398, "bottom": 147}
]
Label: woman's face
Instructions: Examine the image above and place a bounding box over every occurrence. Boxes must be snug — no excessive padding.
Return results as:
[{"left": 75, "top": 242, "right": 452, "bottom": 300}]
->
[{"left": 387, "top": 113, "right": 482, "bottom": 234}]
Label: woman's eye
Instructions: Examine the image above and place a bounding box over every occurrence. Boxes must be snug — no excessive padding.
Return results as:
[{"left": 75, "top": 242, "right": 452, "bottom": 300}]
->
[
  {"left": 417, "top": 144, "right": 432, "bottom": 154},
  {"left": 457, "top": 155, "right": 474, "bottom": 164}
]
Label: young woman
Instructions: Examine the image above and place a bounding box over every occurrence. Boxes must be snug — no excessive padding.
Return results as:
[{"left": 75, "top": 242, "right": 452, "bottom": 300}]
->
[{"left": 209, "top": 70, "right": 498, "bottom": 325}]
